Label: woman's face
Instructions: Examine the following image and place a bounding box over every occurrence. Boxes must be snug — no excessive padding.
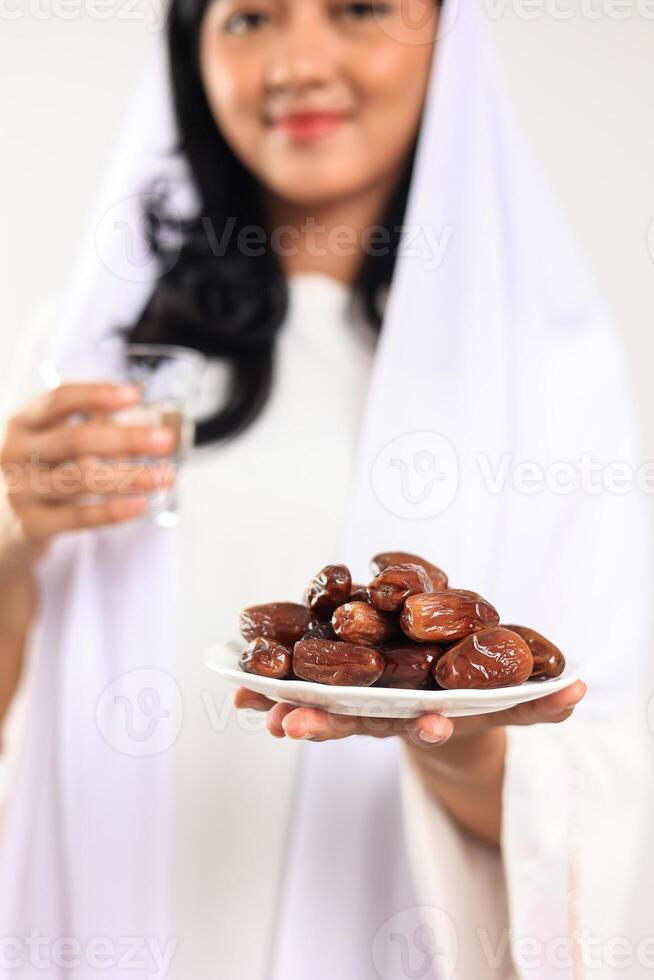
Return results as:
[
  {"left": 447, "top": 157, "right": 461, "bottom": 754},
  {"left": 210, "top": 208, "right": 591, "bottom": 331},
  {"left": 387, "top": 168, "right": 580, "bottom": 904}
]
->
[{"left": 199, "top": 0, "right": 438, "bottom": 208}]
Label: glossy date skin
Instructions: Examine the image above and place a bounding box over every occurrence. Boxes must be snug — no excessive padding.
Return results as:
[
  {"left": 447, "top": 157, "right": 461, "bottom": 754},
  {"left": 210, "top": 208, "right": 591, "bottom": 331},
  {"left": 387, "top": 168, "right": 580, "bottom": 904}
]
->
[
  {"left": 293, "top": 638, "right": 385, "bottom": 686},
  {"left": 304, "top": 564, "right": 352, "bottom": 619},
  {"left": 332, "top": 601, "right": 398, "bottom": 647},
  {"left": 302, "top": 621, "right": 339, "bottom": 642},
  {"left": 370, "top": 552, "right": 448, "bottom": 592},
  {"left": 240, "top": 636, "right": 293, "bottom": 679},
  {"left": 349, "top": 583, "right": 371, "bottom": 603},
  {"left": 368, "top": 563, "right": 433, "bottom": 612},
  {"left": 401, "top": 589, "right": 499, "bottom": 642},
  {"left": 503, "top": 624, "right": 565, "bottom": 680},
  {"left": 376, "top": 643, "right": 443, "bottom": 689},
  {"left": 434, "top": 627, "right": 534, "bottom": 690},
  {"left": 239, "top": 602, "right": 312, "bottom": 646}
]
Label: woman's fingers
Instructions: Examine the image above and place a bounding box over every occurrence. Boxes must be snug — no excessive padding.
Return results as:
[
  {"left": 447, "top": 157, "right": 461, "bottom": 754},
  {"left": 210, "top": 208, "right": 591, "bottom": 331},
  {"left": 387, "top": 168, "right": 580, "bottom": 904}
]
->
[
  {"left": 234, "top": 681, "right": 586, "bottom": 743},
  {"left": 7, "top": 457, "right": 176, "bottom": 501},
  {"left": 20, "top": 420, "right": 178, "bottom": 465},
  {"left": 0, "top": 384, "right": 179, "bottom": 551},
  {"left": 13, "top": 496, "right": 149, "bottom": 538},
  {"left": 233, "top": 688, "right": 276, "bottom": 712},
  {"left": 405, "top": 713, "right": 455, "bottom": 746},
  {"left": 497, "top": 680, "right": 587, "bottom": 726},
  {"left": 267, "top": 702, "right": 296, "bottom": 738},
  {"left": 279, "top": 706, "right": 360, "bottom": 740},
  {"left": 231, "top": 690, "right": 295, "bottom": 737},
  {"left": 452, "top": 680, "right": 587, "bottom": 737},
  {"left": 276, "top": 706, "right": 454, "bottom": 743},
  {"left": 14, "top": 383, "right": 142, "bottom": 430}
]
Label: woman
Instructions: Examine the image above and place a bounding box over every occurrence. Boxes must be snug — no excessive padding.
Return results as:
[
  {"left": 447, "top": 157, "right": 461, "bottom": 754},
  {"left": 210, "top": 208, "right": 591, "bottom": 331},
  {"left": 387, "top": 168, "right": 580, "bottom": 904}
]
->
[{"left": 0, "top": 0, "right": 651, "bottom": 977}]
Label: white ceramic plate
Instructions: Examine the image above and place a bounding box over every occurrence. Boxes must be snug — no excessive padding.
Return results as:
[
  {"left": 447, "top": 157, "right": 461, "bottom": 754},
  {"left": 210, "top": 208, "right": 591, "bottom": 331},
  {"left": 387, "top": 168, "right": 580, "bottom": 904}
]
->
[{"left": 205, "top": 640, "right": 580, "bottom": 719}]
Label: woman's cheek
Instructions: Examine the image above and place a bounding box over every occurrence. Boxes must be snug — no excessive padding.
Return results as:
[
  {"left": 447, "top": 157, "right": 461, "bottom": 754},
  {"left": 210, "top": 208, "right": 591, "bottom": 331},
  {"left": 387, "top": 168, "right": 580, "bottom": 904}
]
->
[
  {"left": 203, "top": 67, "right": 263, "bottom": 155},
  {"left": 355, "top": 47, "right": 431, "bottom": 123},
  {"left": 204, "top": 55, "right": 248, "bottom": 113}
]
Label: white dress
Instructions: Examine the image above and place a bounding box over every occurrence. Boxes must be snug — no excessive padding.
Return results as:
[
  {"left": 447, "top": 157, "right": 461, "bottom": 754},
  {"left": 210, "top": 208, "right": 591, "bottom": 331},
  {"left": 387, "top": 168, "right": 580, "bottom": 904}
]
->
[{"left": 167, "top": 270, "right": 379, "bottom": 977}]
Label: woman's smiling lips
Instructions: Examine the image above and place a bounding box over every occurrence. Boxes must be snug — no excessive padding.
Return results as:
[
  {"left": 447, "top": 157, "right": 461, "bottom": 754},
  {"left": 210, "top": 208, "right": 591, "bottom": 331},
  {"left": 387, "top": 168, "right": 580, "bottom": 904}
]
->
[{"left": 269, "top": 111, "right": 351, "bottom": 142}]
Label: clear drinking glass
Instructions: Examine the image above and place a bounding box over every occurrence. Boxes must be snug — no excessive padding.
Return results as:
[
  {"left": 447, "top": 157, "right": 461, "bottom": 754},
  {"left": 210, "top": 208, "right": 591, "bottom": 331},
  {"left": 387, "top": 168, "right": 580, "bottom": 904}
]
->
[{"left": 39, "top": 339, "right": 207, "bottom": 527}]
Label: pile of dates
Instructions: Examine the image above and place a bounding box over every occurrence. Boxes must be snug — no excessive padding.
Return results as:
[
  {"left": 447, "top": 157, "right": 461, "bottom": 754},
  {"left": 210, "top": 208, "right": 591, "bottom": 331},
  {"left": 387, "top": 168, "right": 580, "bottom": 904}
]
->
[{"left": 238, "top": 552, "right": 566, "bottom": 691}]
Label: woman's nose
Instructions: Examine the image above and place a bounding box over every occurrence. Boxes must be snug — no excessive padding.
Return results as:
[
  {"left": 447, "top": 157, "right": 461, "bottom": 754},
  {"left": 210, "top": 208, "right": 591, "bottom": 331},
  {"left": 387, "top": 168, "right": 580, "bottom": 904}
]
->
[{"left": 263, "top": 10, "right": 339, "bottom": 92}]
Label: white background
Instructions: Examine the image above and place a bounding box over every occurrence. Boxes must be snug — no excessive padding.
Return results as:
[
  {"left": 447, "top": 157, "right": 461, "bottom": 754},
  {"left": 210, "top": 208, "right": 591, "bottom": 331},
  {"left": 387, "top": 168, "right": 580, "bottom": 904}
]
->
[
  {"left": 2, "top": 0, "right": 653, "bottom": 936},
  {"left": 2, "top": 4, "right": 654, "bottom": 447}
]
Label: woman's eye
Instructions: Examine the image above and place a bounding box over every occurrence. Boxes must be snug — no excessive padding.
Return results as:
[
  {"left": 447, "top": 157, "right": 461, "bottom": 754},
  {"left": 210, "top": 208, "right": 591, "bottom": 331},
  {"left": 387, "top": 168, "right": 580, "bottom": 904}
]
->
[
  {"left": 223, "top": 9, "right": 271, "bottom": 34},
  {"left": 337, "top": 1, "right": 392, "bottom": 20}
]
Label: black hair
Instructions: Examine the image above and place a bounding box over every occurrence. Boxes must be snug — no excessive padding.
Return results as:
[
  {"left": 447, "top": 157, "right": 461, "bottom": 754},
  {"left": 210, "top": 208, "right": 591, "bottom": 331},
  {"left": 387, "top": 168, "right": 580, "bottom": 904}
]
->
[{"left": 125, "top": 0, "right": 422, "bottom": 445}]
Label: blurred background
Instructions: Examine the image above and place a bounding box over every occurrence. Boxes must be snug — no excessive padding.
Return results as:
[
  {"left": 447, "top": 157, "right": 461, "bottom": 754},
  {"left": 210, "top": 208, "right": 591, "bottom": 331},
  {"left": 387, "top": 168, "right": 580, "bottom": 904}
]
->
[{"left": 2, "top": 4, "right": 653, "bottom": 463}]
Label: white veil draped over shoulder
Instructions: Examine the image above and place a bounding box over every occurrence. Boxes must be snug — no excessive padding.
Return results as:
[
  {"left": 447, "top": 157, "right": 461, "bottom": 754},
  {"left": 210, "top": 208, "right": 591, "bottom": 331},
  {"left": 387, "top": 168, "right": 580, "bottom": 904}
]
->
[
  {"left": 272, "top": 4, "right": 654, "bottom": 978},
  {"left": 1, "top": 2, "right": 653, "bottom": 978}
]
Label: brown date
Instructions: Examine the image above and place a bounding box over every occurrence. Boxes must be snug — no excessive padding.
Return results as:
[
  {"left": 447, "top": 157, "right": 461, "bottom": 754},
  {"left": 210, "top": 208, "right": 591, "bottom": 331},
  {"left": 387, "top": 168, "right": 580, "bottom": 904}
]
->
[
  {"left": 434, "top": 627, "right": 534, "bottom": 690},
  {"left": 349, "top": 583, "right": 371, "bottom": 603},
  {"left": 240, "top": 602, "right": 312, "bottom": 646},
  {"left": 368, "top": 563, "right": 433, "bottom": 612},
  {"left": 240, "top": 637, "right": 292, "bottom": 679},
  {"left": 376, "top": 643, "right": 443, "bottom": 690},
  {"left": 370, "top": 552, "right": 448, "bottom": 592},
  {"left": 302, "top": 621, "right": 338, "bottom": 642},
  {"left": 293, "top": 638, "right": 384, "bottom": 687},
  {"left": 400, "top": 589, "right": 499, "bottom": 642},
  {"left": 503, "top": 624, "right": 565, "bottom": 680},
  {"left": 332, "top": 601, "right": 398, "bottom": 647},
  {"left": 304, "top": 564, "right": 352, "bottom": 619}
]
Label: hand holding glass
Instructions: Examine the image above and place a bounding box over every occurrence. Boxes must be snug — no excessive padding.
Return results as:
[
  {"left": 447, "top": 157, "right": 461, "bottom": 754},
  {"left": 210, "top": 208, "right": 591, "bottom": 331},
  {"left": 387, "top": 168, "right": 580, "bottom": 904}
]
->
[{"left": 39, "top": 341, "right": 206, "bottom": 527}]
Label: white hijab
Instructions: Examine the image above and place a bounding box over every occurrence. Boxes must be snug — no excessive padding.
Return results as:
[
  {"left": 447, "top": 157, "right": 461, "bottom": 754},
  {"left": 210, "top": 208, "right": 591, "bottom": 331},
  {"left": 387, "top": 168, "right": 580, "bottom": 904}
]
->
[{"left": 1, "top": 2, "right": 651, "bottom": 978}]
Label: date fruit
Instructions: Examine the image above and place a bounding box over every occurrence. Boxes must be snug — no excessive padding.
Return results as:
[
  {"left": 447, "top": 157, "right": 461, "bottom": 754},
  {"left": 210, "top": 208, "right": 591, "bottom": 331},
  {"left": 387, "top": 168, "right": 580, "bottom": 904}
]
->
[
  {"left": 434, "top": 627, "right": 534, "bottom": 690},
  {"left": 237, "top": 553, "right": 559, "bottom": 694},
  {"left": 304, "top": 564, "right": 352, "bottom": 619},
  {"left": 302, "top": 621, "right": 338, "bottom": 642},
  {"left": 376, "top": 644, "right": 443, "bottom": 690},
  {"left": 293, "top": 638, "right": 384, "bottom": 687},
  {"left": 368, "top": 563, "right": 433, "bottom": 612},
  {"left": 349, "top": 583, "right": 371, "bottom": 603},
  {"left": 240, "top": 602, "right": 312, "bottom": 646},
  {"left": 332, "top": 601, "right": 398, "bottom": 647},
  {"left": 503, "top": 624, "right": 565, "bottom": 680},
  {"left": 370, "top": 552, "right": 448, "bottom": 592},
  {"left": 239, "top": 637, "right": 292, "bottom": 679},
  {"left": 400, "top": 589, "right": 499, "bottom": 642}
]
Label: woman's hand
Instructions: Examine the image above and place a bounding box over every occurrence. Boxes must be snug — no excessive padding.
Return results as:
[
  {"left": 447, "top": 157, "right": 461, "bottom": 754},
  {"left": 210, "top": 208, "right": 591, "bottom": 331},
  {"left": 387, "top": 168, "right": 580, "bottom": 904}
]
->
[
  {"left": 0, "top": 382, "right": 178, "bottom": 577},
  {"left": 234, "top": 679, "right": 586, "bottom": 743},
  {"left": 234, "top": 679, "right": 586, "bottom": 846}
]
